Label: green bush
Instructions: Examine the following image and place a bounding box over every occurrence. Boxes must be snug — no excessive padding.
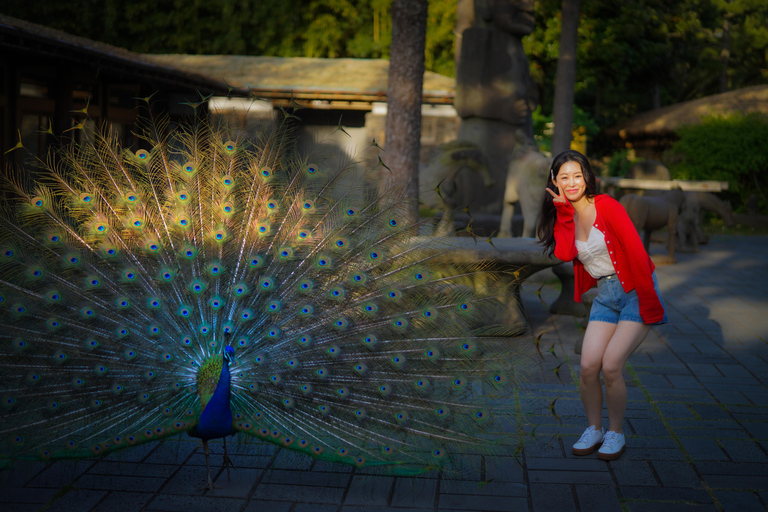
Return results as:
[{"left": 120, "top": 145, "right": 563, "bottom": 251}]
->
[{"left": 668, "top": 112, "right": 768, "bottom": 213}]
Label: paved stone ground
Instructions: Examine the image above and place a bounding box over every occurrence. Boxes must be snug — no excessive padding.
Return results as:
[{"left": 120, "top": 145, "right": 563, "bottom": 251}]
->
[{"left": 1, "top": 235, "right": 766, "bottom": 512}]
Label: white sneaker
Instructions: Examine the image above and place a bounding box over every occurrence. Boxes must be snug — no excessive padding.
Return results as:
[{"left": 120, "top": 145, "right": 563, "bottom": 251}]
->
[
  {"left": 572, "top": 425, "right": 605, "bottom": 455},
  {"left": 597, "top": 431, "right": 626, "bottom": 461}
]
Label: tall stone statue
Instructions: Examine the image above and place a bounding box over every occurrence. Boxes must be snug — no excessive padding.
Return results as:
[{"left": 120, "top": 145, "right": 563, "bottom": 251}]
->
[{"left": 454, "top": 0, "right": 539, "bottom": 214}]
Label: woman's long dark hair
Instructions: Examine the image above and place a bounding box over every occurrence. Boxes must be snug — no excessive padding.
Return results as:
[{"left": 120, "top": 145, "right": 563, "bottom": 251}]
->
[{"left": 536, "top": 150, "right": 599, "bottom": 256}]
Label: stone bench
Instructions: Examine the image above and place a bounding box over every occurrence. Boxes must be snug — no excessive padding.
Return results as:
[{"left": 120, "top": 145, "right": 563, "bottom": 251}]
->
[{"left": 413, "top": 236, "right": 560, "bottom": 330}]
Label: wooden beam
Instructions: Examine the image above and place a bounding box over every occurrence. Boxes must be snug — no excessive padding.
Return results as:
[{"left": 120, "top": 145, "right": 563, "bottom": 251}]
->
[{"left": 600, "top": 177, "right": 729, "bottom": 192}]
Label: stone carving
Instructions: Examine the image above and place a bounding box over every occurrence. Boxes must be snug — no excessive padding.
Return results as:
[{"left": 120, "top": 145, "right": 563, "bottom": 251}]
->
[
  {"left": 453, "top": 0, "right": 538, "bottom": 214},
  {"left": 678, "top": 192, "right": 734, "bottom": 252},
  {"left": 499, "top": 135, "right": 551, "bottom": 238},
  {"left": 419, "top": 140, "right": 493, "bottom": 235},
  {"left": 619, "top": 192, "right": 681, "bottom": 264}
]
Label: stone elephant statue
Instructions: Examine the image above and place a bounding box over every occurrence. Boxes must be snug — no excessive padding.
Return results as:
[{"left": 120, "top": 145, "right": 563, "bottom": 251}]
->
[
  {"left": 677, "top": 192, "right": 734, "bottom": 252},
  {"left": 619, "top": 191, "right": 682, "bottom": 264},
  {"left": 499, "top": 142, "right": 552, "bottom": 238}
]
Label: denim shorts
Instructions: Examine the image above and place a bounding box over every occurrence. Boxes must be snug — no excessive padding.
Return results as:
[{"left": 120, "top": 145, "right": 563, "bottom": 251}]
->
[{"left": 588, "top": 272, "right": 668, "bottom": 325}]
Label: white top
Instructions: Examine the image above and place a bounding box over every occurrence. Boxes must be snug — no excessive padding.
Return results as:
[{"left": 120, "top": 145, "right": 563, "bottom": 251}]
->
[{"left": 575, "top": 227, "right": 615, "bottom": 279}]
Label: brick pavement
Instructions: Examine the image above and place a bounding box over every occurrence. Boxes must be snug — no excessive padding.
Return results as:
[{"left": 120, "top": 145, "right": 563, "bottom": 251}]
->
[{"left": 1, "top": 235, "right": 766, "bottom": 512}]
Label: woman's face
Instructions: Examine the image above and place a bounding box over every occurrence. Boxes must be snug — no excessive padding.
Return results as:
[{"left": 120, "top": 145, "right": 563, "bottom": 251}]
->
[{"left": 553, "top": 161, "right": 587, "bottom": 203}]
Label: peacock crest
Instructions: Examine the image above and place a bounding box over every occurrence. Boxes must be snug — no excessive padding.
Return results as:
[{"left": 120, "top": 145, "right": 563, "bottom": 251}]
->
[{"left": 0, "top": 104, "right": 527, "bottom": 483}]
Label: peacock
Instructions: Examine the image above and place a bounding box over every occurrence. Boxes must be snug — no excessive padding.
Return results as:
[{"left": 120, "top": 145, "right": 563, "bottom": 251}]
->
[{"left": 0, "top": 102, "right": 528, "bottom": 491}]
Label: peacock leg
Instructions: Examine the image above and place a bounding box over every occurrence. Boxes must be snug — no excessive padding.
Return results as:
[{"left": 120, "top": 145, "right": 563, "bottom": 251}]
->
[
  {"left": 199, "top": 440, "right": 222, "bottom": 492},
  {"left": 221, "top": 437, "right": 237, "bottom": 480}
]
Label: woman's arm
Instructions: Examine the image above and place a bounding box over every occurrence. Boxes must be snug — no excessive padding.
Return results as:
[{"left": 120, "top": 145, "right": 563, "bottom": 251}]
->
[
  {"left": 553, "top": 201, "right": 578, "bottom": 262},
  {"left": 602, "top": 197, "right": 665, "bottom": 323}
]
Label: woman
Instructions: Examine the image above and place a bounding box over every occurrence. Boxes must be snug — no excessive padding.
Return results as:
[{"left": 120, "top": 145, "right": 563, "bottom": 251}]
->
[{"left": 537, "top": 150, "right": 667, "bottom": 461}]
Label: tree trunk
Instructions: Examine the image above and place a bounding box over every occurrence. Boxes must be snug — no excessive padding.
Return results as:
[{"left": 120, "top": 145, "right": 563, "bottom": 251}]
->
[
  {"left": 551, "top": 0, "right": 581, "bottom": 156},
  {"left": 382, "top": 0, "right": 428, "bottom": 225},
  {"left": 720, "top": 16, "right": 731, "bottom": 93}
]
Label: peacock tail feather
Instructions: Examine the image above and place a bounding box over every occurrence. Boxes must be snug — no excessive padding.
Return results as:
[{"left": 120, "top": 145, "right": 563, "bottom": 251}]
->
[{"left": 0, "top": 105, "right": 529, "bottom": 474}]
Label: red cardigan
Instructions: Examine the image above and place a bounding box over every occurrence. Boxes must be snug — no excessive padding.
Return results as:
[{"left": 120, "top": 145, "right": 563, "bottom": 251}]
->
[{"left": 553, "top": 194, "right": 665, "bottom": 324}]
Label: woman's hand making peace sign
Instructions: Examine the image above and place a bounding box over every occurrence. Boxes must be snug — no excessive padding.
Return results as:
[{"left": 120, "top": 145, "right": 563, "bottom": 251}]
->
[{"left": 546, "top": 184, "right": 567, "bottom": 205}]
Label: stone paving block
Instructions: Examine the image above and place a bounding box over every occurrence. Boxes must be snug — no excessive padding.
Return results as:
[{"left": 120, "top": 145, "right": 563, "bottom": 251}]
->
[
  {"left": 651, "top": 460, "right": 701, "bottom": 488},
  {"left": 484, "top": 456, "right": 525, "bottom": 483},
  {"left": 667, "top": 419, "right": 742, "bottom": 431},
  {"left": 713, "top": 490, "right": 766, "bottom": 512},
  {"left": 147, "top": 494, "right": 245, "bottom": 512},
  {"left": 438, "top": 492, "right": 526, "bottom": 511},
  {"left": 574, "top": 484, "right": 622, "bottom": 512},
  {"left": 528, "top": 469, "right": 613, "bottom": 485},
  {"left": 312, "top": 461, "right": 355, "bottom": 473},
  {"left": 91, "top": 491, "right": 154, "bottom": 512},
  {"left": 656, "top": 403, "right": 696, "bottom": 419},
  {"left": 26, "top": 460, "right": 94, "bottom": 488},
  {"left": 75, "top": 473, "right": 166, "bottom": 493},
  {"left": 440, "top": 480, "right": 527, "bottom": 497},
  {"left": 140, "top": 441, "right": 197, "bottom": 465},
  {"left": 678, "top": 438, "right": 729, "bottom": 461},
  {"left": 522, "top": 439, "right": 563, "bottom": 458},
  {"left": 686, "top": 364, "right": 722, "bottom": 378},
  {"left": 625, "top": 502, "right": 718, "bottom": 512},
  {"left": 666, "top": 375, "right": 705, "bottom": 389},
  {"left": 716, "top": 364, "right": 755, "bottom": 378},
  {"left": 609, "top": 460, "right": 657, "bottom": 487},
  {"left": 689, "top": 404, "right": 732, "bottom": 421},
  {"left": 99, "top": 443, "right": 157, "bottom": 464},
  {"left": 261, "top": 468, "right": 350, "bottom": 488},
  {"left": 391, "top": 477, "right": 437, "bottom": 508},
  {"left": 294, "top": 504, "right": 339, "bottom": 512},
  {"left": 526, "top": 457, "right": 606, "bottom": 472},
  {"left": 87, "top": 461, "right": 177, "bottom": 478},
  {"left": 343, "top": 507, "right": 433, "bottom": 512},
  {"left": 703, "top": 474, "right": 768, "bottom": 490},
  {"left": 740, "top": 421, "right": 768, "bottom": 439},
  {"left": 343, "top": 475, "right": 394, "bottom": 507},
  {"left": 530, "top": 483, "right": 576, "bottom": 511},
  {"left": 718, "top": 439, "right": 768, "bottom": 463},
  {"left": 210, "top": 468, "right": 262, "bottom": 499},
  {"left": 252, "top": 482, "right": 346, "bottom": 504},
  {"left": 637, "top": 374, "right": 673, "bottom": 389},
  {"left": 161, "top": 465, "right": 209, "bottom": 495},
  {"left": 620, "top": 448, "right": 686, "bottom": 461},
  {"left": 45, "top": 489, "right": 108, "bottom": 512},
  {"left": 628, "top": 419, "right": 671, "bottom": 437},
  {"left": 268, "top": 449, "right": 314, "bottom": 471},
  {"left": 0, "top": 487, "right": 58, "bottom": 505},
  {"left": 695, "top": 461, "right": 767, "bottom": 476},
  {"left": 242, "top": 500, "right": 292, "bottom": 512},
  {"left": 707, "top": 389, "right": 752, "bottom": 405},
  {"left": 0, "top": 461, "right": 48, "bottom": 489},
  {"left": 623, "top": 438, "right": 677, "bottom": 449},
  {"left": 620, "top": 486, "right": 713, "bottom": 503}
]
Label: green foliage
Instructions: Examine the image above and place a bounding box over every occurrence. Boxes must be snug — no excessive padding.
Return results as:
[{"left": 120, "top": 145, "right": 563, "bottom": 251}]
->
[
  {"left": 604, "top": 150, "right": 639, "bottom": 177},
  {"left": 668, "top": 112, "right": 768, "bottom": 212},
  {"left": 532, "top": 105, "right": 599, "bottom": 154},
  {"left": 0, "top": 0, "right": 455, "bottom": 76}
]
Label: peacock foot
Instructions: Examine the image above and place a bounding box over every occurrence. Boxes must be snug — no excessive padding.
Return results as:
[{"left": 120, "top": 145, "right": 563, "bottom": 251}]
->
[
  {"left": 221, "top": 452, "right": 237, "bottom": 480},
  {"left": 200, "top": 476, "right": 222, "bottom": 493}
]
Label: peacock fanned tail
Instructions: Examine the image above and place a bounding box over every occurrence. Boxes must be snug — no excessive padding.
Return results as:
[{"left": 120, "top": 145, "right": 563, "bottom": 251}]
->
[{"left": 0, "top": 106, "right": 528, "bottom": 474}]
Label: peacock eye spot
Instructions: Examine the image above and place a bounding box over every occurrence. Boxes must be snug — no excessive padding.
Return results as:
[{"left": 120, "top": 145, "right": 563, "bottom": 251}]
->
[
  {"left": 370, "top": 252, "right": 378, "bottom": 259},
  {"left": 389, "top": 219, "right": 397, "bottom": 226}
]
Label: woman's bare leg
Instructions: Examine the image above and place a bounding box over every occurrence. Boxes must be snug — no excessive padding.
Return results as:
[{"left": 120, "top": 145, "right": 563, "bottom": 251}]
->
[
  {"left": 601, "top": 321, "right": 651, "bottom": 433},
  {"left": 579, "top": 321, "right": 617, "bottom": 428}
]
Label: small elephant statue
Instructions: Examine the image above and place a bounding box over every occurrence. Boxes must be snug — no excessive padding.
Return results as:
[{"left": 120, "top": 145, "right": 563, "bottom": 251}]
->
[
  {"left": 677, "top": 191, "right": 734, "bottom": 252},
  {"left": 499, "top": 138, "right": 552, "bottom": 238},
  {"left": 619, "top": 192, "right": 680, "bottom": 264}
]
